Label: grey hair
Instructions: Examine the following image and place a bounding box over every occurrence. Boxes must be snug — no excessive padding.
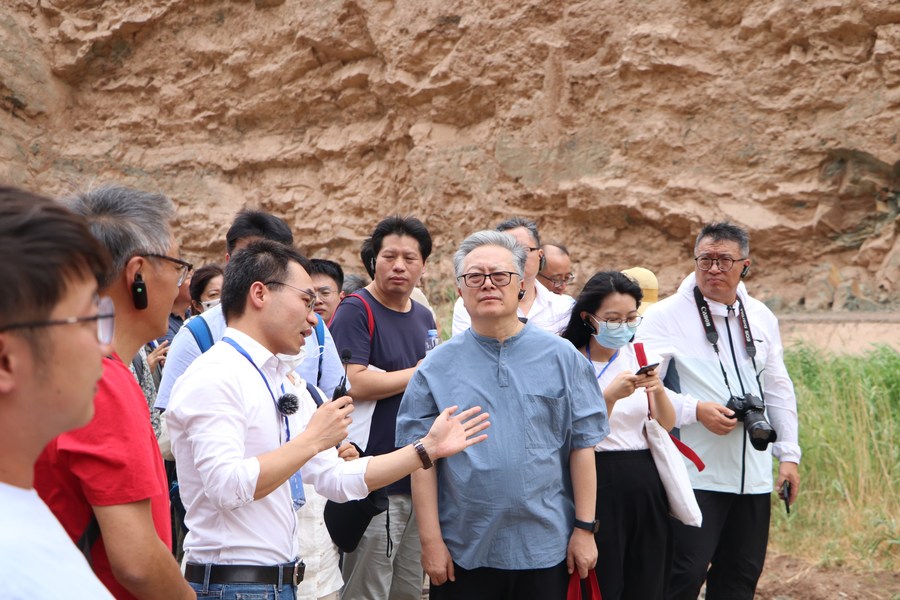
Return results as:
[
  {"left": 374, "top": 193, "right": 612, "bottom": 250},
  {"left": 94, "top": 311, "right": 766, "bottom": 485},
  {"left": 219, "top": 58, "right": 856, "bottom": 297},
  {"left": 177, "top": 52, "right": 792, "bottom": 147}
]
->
[
  {"left": 496, "top": 216, "right": 541, "bottom": 247},
  {"left": 453, "top": 230, "right": 527, "bottom": 278},
  {"left": 694, "top": 222, "right": 750, "bottom": 257},
  {"left": 65, "top": 184, "right": 175, "bottom": 286}
]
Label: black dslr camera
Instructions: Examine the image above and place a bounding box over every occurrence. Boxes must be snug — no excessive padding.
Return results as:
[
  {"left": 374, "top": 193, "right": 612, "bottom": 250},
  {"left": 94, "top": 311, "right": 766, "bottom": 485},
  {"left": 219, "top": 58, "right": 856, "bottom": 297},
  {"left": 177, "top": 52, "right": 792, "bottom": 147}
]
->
[{"left": 726, "top": 393, "right": 777, "bottom": 451}]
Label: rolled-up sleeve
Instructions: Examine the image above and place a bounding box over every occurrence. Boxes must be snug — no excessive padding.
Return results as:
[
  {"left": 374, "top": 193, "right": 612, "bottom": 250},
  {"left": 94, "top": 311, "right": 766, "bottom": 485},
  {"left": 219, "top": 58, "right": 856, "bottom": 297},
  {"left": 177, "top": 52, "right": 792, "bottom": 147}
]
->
[{"left": 300, "top": 449, "right": 371, "bottom": 503}]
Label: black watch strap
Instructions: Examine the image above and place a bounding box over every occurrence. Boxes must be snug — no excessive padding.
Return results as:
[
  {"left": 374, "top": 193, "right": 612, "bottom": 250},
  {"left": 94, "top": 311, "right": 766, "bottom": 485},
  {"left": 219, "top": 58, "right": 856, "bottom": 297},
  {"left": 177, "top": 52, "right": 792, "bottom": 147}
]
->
[{"left": 573, "top": 518, "right": 600, "bottom": 533}]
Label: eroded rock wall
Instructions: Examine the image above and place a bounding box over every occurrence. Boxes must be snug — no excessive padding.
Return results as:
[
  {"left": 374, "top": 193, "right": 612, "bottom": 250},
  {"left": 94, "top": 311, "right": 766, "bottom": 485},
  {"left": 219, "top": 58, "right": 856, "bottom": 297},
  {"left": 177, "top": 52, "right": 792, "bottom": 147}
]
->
[{"left": 2, "top": 0, "right": 899, "bottom": 310}]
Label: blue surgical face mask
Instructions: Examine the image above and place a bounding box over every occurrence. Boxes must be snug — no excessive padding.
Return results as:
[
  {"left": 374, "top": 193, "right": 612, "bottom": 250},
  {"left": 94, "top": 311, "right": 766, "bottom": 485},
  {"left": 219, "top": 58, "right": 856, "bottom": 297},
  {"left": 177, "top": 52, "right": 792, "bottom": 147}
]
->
[{"left": 590, "top": 316, "right": 636, "bottom": 350}]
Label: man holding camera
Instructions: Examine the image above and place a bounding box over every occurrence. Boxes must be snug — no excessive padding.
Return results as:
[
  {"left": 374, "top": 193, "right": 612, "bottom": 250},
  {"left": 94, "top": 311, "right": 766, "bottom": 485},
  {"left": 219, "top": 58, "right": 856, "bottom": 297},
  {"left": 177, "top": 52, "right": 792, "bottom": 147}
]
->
[{"left": 637, "top": 222, "right": 800, "bottom": 600}]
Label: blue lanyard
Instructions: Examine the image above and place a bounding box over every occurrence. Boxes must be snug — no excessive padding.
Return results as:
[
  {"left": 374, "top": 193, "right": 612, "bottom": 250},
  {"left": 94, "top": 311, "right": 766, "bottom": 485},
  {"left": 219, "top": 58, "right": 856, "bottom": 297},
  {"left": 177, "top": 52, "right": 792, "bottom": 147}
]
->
[
  {"left": 222, "top": 337, "right": 292, "bottom": 442},
  {"left": 586, "top": 344, "right": 619, "bottom": 381}
]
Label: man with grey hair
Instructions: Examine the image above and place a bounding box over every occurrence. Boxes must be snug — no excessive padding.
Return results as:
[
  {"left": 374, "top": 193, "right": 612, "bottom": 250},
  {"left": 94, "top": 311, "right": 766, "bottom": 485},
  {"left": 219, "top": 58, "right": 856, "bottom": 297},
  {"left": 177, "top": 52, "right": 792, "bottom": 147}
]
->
[
  {"left": 397, "top": 230, "right": 609, "bottom": 600},
  {"left": 34, "top": 185, "right": 196, "bottom": 600},
  {"left": 451, "top": 217, "right": 574, "bottom": 336}
]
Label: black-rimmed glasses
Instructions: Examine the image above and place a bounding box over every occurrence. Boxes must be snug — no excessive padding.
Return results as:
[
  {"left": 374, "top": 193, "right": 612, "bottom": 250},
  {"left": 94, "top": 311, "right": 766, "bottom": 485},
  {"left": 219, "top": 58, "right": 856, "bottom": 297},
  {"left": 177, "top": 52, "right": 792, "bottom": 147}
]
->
[
  {"left": 457, "top": 271, "right": 519, "bottom": 288},
  {"left": 538, "top": 272, "right": 576, "bottom": 288},
  {"left": 142, "top": 253, "right": 194, "bottom": 286},
  {"left": 265, "top": 281, "right": 318, "bottom": 311},
  {"left": 694, "top": 255, "right": 746, "bottom": 272},
  {"left": 0, "top": 296, "right": 115, "bottom": 345}
]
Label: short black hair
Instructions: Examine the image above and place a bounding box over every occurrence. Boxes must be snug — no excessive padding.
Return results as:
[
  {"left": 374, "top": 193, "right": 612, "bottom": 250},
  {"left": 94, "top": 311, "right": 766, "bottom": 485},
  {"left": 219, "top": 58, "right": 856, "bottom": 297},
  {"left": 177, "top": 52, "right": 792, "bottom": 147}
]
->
[
  {"left": 370, "top": 215, "right": 432, "bottom": 261},
  {"left": 360, "top": 237, "right": 375, "bottom": 278},
  {"left": 189, "top": 264, "right": 224, "bottom": 303},
  {"left": 496, "top": 216, "right": 541, "bottom": 247},
  {"left": 561, "top": 271, "right": 643, "bottom": 349},
  {"left": 221, "top": 240, "right": 311, "bottom": 322},
  {"left": 310, "top": 258, "right": 344, "bottom": 291},
  {"left": 695, "top": 222, "right": 750, "bottom": 257},
  {"left": 225, "top": 209, "right": 293, "bottom": 254},
  {"left": 0, "top": 186, "right": 111, "bottom": 329}
]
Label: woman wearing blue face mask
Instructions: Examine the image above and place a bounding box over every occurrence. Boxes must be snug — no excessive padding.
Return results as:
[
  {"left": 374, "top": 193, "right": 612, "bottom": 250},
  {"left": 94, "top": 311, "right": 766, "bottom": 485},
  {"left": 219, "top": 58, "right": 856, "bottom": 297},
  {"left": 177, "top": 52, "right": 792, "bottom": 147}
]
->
[{"left": 561, "top": 271, "right": 677, "bottom": 600}]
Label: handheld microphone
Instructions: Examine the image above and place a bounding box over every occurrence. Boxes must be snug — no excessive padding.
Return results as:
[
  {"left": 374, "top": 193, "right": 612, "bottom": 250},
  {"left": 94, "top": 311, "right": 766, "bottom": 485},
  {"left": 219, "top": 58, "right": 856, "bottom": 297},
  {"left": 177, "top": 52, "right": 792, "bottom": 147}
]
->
[{"left": 331, "top": 349, "right": 352, "bottom": 400}]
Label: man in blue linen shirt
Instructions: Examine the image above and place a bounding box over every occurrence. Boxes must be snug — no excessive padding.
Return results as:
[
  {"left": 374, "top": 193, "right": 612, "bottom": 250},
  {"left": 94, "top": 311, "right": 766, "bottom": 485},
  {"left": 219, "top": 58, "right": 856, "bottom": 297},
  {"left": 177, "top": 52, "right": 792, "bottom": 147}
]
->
[{"left": 396, "top": 230, "right": 609, "bottom": 600}]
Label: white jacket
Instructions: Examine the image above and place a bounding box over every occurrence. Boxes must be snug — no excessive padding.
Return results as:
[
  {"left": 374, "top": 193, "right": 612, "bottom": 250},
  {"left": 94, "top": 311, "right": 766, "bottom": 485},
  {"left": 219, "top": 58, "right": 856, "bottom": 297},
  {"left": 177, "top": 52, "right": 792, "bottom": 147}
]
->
[{"left": 636, "top": 273, "right": 801, "bottom": 494}]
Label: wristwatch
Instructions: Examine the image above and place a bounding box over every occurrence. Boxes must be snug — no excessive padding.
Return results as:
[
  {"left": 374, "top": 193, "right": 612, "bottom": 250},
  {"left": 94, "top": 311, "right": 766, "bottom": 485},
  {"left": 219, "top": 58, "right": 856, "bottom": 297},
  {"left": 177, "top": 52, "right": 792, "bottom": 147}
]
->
[
  {"left": 413, "top": 439, "right": 434, "bottom": 470},
  {"left": 573, "top": 518, "right": 600, "bottom": 533}
]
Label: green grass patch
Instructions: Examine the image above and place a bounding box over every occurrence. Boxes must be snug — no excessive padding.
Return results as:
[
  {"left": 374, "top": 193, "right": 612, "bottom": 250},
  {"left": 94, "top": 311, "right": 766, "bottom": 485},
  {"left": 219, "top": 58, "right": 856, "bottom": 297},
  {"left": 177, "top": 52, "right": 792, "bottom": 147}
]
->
[{"left": 771, "top": 344, "right": 899, "bottom": 572}]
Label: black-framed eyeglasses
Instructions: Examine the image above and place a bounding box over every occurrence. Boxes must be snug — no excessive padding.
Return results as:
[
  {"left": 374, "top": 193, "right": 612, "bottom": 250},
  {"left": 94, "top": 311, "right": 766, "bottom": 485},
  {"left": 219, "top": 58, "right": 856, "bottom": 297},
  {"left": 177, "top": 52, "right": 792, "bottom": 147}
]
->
[
  {"left": 457, "top": 271, "right": 519, "bottom": 288},
  {"left": 538, "top": 272, "right": 576, "bottom": 288},
  {"left": 265, "top": 281, "right": 318, "bottom": 311},
  {"left": 0, "top": 296, "right": 115, "bottom": 345},
  {"left": 142, "top": 253, "right": 194, "bottom": 286},
  {"left": 589, "top": 314, "right": 642, "bottom": 330},
  {"left": 694, "top": 255, "right": 746, "bottom": 272}
]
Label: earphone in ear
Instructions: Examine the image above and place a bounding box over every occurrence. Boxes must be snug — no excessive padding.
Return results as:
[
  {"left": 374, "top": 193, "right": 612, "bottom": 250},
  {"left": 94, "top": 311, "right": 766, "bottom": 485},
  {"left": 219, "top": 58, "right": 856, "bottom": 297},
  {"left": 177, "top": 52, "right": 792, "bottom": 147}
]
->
[
  {"left": 517, "top": 288, "right": 526, "bottom": 300},
  {"left": 740, "top": 264, "right": 750, "bottom": 278},
  {"left": 370, "top": 257, "right": 376, "bottom": 273},
  {"left": 538, "top": 253, "right": 546, "bottom": 273},
  {"left": 131, "top": 273, "right": 148, "bottom": 310}
]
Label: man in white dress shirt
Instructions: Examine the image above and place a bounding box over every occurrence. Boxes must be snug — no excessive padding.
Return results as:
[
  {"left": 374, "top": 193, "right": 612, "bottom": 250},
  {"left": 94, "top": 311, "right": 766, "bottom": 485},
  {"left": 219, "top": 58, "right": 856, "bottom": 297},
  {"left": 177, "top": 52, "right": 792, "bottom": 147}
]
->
[
  {"left": 452, "top": 217, "right": 574, "bottom": 336},
  {"left": 167, "top": 240, "right": 489, "bottom": 599}
]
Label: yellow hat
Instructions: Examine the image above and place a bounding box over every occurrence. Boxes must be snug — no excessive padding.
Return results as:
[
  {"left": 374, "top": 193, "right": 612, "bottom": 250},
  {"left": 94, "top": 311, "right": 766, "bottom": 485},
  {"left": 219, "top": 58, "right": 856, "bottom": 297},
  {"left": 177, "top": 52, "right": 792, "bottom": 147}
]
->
[{"left": 621, "top": 267, "right": 658, "bottom": 315}]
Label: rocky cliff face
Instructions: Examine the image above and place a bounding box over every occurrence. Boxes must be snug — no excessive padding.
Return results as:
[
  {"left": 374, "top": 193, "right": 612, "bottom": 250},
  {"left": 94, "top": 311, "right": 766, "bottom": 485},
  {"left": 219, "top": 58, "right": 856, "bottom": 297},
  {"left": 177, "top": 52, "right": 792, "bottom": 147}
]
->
[{"left": 2, "top": 0, "right": 899, "bottom": 310}]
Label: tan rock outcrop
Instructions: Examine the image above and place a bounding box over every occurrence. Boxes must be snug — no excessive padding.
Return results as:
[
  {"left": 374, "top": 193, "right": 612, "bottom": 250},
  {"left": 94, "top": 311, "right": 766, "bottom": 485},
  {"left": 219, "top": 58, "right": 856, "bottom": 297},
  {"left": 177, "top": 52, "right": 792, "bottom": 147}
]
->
[{"left": 2, "top": 0, "right": 899, "bottom": 310}]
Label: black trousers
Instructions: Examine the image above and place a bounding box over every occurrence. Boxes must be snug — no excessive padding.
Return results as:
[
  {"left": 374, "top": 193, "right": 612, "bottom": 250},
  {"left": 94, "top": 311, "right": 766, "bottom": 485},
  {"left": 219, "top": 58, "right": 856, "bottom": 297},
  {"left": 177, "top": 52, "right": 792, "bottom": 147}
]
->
[
  {"left": 667, "top": 490, "right": 770, "bottom": 600},
  {"left": 594, "top": 449, "right": 672, "bottom": 600},
  {"left": 429, "top": 560, "right": 569, "bottom": 600}
]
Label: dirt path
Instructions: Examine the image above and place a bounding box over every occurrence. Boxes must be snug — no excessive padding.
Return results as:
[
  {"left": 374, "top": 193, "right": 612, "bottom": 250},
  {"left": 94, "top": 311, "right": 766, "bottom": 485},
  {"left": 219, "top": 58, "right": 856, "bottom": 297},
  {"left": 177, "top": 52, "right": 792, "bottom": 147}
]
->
[
  {"left": 778, "top": 311, "right": 900, "bottom": 354},
  {"left": 756, "top": 552, "right": 900, "bottom": 600}
]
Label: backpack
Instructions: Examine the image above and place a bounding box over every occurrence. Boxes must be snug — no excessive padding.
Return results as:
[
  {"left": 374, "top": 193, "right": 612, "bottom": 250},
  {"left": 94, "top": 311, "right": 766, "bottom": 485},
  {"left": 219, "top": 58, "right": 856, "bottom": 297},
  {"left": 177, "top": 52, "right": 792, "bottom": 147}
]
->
[{"left": 185, "top": 313, "right": 327, "bottom": 385}]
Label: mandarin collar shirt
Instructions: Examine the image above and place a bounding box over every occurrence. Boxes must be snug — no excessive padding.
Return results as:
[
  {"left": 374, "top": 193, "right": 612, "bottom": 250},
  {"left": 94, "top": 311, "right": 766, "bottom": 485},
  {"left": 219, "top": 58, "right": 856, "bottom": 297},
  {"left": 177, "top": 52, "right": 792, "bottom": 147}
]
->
[
  {"left": 396, "top": 324, "right": 608, "bottom": 570},
  {"left": 167, "top": 328, "right": 369, "bottom": 566}
]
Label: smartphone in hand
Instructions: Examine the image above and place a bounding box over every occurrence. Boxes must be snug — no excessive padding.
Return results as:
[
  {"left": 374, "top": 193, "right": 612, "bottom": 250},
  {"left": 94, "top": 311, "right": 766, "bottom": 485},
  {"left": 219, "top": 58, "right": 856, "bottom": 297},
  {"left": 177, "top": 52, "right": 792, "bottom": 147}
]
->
[
  {"left": 635, "top": 362, "right": 660, "bottom": 376},
  {"left": 781, "top": 481, "right": 792, "bottom": 514}
]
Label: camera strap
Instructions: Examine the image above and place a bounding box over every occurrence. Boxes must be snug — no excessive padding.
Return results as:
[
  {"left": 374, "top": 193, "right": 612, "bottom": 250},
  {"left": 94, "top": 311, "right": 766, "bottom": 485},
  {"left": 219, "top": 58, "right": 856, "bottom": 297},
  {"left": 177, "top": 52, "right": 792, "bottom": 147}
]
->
[{"left": 692, "top": 287, "right": 764, "bottom": 399}]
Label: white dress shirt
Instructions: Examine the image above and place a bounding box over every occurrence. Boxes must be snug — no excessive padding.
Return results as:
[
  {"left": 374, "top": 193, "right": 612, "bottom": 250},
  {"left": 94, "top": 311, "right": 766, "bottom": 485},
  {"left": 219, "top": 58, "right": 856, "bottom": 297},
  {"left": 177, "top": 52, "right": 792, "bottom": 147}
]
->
[
  {"left": 167, "top": 328, "right": 370, "bottom": 566},
  {"left": 452, "top": 279, "right": 575, "bottom": 336}
]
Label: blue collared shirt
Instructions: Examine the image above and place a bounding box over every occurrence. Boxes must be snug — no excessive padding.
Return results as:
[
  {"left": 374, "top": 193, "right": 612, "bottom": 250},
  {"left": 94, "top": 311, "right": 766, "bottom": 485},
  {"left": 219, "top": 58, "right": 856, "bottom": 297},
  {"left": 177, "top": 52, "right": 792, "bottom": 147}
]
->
[{"left": 396, "top": 324, "right": 609, "bottom": 570}]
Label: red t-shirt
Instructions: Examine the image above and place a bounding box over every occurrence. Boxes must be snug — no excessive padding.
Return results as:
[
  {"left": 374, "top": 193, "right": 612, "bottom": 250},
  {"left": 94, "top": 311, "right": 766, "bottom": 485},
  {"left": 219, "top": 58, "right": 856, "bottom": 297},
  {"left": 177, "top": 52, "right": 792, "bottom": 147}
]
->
[{"left": 34, "top": 354, "right": 171, "bottom": 599}]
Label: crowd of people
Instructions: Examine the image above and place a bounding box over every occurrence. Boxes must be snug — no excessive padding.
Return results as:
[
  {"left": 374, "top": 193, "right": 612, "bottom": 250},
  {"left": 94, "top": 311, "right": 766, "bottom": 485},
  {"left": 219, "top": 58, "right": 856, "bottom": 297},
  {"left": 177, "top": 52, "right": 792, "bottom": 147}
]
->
[{"left": 0, "top": 183, "right": 801, "bottom": 600}]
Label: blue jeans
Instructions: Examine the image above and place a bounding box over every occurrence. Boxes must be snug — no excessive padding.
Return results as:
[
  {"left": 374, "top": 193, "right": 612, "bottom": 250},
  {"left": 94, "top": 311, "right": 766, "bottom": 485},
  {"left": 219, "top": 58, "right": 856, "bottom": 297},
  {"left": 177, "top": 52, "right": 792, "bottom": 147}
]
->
[{"left": 189, "top": 581, "right": 296, "bottom": 600}]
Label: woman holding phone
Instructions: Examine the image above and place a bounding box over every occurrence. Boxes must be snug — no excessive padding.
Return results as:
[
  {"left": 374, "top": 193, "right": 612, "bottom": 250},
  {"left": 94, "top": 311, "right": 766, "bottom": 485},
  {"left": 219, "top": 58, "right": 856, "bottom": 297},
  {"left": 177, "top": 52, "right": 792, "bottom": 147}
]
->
[{"left": 561, "top": 270, "right": 677, "bottom": 600}]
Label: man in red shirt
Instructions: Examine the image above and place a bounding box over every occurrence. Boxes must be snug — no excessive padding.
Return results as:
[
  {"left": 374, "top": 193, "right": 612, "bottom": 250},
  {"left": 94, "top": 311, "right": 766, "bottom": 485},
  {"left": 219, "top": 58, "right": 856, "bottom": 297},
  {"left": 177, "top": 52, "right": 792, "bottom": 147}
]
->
[{"left": 34, "top": 185, "right": 196, "bottom": 600}]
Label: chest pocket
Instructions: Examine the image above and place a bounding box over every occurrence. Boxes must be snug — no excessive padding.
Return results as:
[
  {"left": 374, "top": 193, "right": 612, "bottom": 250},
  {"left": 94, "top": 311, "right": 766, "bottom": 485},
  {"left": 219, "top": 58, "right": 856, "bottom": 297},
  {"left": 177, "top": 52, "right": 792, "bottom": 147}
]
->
[{"left": 524, "top": 394, "right": 566, "bottom": 449}]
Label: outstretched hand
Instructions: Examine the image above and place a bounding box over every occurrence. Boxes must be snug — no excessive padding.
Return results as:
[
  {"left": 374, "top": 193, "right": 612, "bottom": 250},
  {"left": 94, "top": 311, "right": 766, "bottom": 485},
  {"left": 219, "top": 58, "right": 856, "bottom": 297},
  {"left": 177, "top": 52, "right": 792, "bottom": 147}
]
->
[{"left": 422, "top": 405, "right": 490, "bottom": 461}]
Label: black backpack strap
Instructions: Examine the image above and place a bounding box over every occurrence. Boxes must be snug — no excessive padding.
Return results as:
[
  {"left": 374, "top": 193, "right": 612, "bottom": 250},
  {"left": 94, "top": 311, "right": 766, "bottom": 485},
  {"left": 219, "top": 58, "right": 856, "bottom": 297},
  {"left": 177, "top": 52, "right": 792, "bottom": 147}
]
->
[{"left": 77, "top": 513, "right": 101, "bottom": 567}]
